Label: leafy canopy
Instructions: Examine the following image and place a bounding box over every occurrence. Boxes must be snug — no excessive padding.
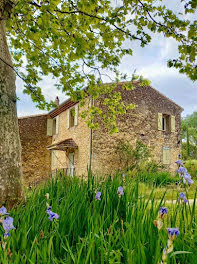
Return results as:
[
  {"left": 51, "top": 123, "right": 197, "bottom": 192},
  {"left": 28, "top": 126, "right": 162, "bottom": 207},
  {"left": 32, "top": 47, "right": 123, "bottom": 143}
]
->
[{"left": 2, "top": 0, "right": 197, "bottom": 131}]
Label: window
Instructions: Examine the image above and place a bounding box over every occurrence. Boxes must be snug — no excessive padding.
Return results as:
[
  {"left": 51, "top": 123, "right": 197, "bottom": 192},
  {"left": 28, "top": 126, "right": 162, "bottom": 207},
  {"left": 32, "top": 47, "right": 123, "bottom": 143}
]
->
[
  {"left": 53, "top": 118, "right": 57, "bottom": 135},
  {"left": 162, "top": 114, "right": 170, "bottom": 132},
  {"left": 70, "top": 108, "right": 75, "bottom": 128},
  {"left": 52, "top": 116, "right": 59, "bottom": 135},
  {"left": 68, "top": 152, "right": 75, "bottom": 177},
  {"left": 158, "top": 113, "right": 175, "bottom": 133},
  {"left": 47, "top": 116, "right": 59, "bottom": 136},
  {"left": 163, "top": 147, "right": 171, "bottom": 165},
  {"left": 162, "top": 116, "right": 166, "bottom": 131},
  {"left": 67, "top": 104, "right": 78, "bottom": 129}
]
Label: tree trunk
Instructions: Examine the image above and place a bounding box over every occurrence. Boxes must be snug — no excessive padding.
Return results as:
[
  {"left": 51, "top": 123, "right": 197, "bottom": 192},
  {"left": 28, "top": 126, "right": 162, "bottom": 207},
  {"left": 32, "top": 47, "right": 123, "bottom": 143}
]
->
[
  {"left": 186, "top": 128, "right": 190, "bottom": 159},
  {"left": 0, "top": 6, "right": 24, "bottom": 207}
]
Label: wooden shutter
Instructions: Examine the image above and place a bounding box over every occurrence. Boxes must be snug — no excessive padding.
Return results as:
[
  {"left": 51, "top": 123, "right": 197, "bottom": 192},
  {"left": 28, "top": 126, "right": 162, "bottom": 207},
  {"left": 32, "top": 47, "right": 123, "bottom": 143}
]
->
[
  {"left": 74, "top": 104, "right": 79, "bottom": 126},
  {"left": 67, "top": 110, "right": 70, "bottom": 129},
  {"left": 158, "top": 113, "right": 162, "bottom": 131},
  {"left": 52, "top": 150, "right": 56, "bottom": 168},
  {"left": 47, "top": 119, "right": 53, "bottom": 136},
  {"left": 163, "top": 147, "right": 171, "bottom": 165},
  {"left": 171, "top": 115, "right": 175, "bottom": 132},
  {"left": 56, "top": 116, "right": 59, "bottom": 134}
]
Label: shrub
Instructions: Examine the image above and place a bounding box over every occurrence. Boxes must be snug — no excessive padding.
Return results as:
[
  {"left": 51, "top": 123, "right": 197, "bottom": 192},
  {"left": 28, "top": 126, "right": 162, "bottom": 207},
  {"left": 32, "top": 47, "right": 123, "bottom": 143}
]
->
[
  {"left": 115, "top": 140, "right": 151, "bottom": 171},
  {"left": 137, "top": 171, "right": 179, "bottom": 186},
  {"left": 184, "top": 159, "right": 197, "bottom": 178}
]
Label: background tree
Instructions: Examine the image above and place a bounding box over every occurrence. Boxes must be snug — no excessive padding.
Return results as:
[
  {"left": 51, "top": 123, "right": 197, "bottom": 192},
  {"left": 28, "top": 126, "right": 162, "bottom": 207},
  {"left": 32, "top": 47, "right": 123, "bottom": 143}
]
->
[
  {"left": 182, "top": 112, "right": 197, "bottom": 159},
  {"left": 0, "top": 0, "right": 196, "bottom": 205}
]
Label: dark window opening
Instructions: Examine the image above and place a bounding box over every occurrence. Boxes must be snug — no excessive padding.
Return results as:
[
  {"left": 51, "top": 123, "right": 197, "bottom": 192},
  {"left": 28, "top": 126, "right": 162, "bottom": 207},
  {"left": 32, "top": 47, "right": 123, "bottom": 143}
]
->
[
  {"left": 53, "top": 118, "right": 57, "bottom": 135},
  {"left": 162, "top": 114, "right": 170, "bottom": 132},
  {"left": 69, "top": 108, "right": 75, "bottom": 128}
]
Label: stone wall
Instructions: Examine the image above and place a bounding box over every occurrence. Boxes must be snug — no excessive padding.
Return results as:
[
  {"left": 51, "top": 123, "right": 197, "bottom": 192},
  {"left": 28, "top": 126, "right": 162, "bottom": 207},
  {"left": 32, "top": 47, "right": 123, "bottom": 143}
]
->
[
  {"left": 92, "top": 83, "right": 182, "bottom": 176},
  {"left": 18, "top": 114, "right": 51, "bottom": 186},
  {"left": 49, "top": 101, "right": 90, "bottom": 177}
]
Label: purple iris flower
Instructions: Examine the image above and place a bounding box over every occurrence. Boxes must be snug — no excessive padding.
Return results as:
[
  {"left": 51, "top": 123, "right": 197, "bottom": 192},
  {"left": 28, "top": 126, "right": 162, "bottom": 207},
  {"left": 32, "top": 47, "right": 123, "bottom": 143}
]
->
[
  {"left": 95, "top": 192, "right": 101, "bottom": 200},
  {"left": 187, "top": 178, "right": 194, "bottom": 185},
  {"left": 159, "top": 207, "right": 168, "bottom": 215},
  {"left": 0, "top": 206, "right": 9, "bottom": 216},
  {"left": 177, "top": 166, "right": 187, "bottom": 175},
  {"left": 178, "top": 154, "right": 181, "bottom": 158},
  {"left": 46, "top": 207, "right": 59, "bottom": 221},
  {"left": 179, "top": 192, "right": 188, "bottom": 203},
  {"left": 184, "top": 173, "right": 191, "bottom": 180},
  {"left": 117, "top": 186, "right": 124, "bottom": 196},
  {"left": 175, "top": 159, "right": 183, "bottom": 166},
  {"left": 182, "top": 173, "right": 194, "bottom": 185},
  {"left": 2, "top": 217, "right": 15, "bottom": 236},
  {"left": 167, "top": 228, "right": 180, "bottom": 237}
]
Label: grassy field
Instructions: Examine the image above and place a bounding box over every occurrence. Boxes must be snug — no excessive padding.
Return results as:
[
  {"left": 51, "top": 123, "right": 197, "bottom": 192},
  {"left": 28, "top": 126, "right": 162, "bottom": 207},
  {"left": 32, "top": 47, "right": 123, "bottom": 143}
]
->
[
  {"left": 137, "top": 181, "right": 197, "bottom": 200},
  {"left": 0, "top": 173, "right": 196, "bottom": 264}
]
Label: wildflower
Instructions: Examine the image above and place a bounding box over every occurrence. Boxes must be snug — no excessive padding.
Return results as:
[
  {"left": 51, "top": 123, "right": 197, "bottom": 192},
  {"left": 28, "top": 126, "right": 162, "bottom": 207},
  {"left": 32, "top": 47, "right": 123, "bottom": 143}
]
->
[
  {"left": 179, "top": 192, "right": 188, "bottom": 203},
  {"left": 159, "top": 207, "right": 168, "bottom": 218},
  {"left": 175, "top": 159, "right": 194, "bottom": 186},
  {"left": 166, "top": 228, "right": 180, "bottom": 240},
  {"left": 0, "top": 207, "right": 9, "bottom": 216},
  {"left": 153, "top": 207, "right": 168, "bottom": 230},
  {"left": 2, "top": 217, "right": 15, "bottom": 237},
  {"left": 117, "top": 186, "right": 124, "bottom": 196},
  {"left": 95, "top": 192, "right": 101, "bottom": 200},
  {"left": 153, "top": 219, "right": 163, "bottom": 230},
  {"left": 162, "top": 247, "right": 167, "bottom": 263},
  {"left": 187, "top": 178, "right": 194, "bottom": 186},
  {"left": 175, "top": 159, "right": 183, "bottom": 166},
  {"left": 40, "top": 230, "right": 44, "bottom": 239},
  {"left": 176, "top": 166, "right": 187, "bottom": 175},
  {"left": 183, "top": 173, "right": 194, "bottom": 185},
  {"left": 46, "top": 206, "right": 59, "bottom": 221}
]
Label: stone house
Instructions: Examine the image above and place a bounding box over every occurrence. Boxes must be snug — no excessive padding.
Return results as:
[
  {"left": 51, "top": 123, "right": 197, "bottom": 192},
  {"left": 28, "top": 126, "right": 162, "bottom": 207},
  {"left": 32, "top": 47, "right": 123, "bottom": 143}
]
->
[
  {"left": 46, "top": 82, "right": 183, "bottom": 177},
  {"left": 19, "top": 82, "right": 183, "bottom": 184},
  {"left": 18, "top": 114, "right": 51, "bottom": 186}
]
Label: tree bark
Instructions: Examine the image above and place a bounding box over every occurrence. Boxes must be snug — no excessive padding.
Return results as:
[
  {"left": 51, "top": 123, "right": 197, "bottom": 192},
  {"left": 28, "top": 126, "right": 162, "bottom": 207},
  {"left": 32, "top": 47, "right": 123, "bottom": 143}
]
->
[
  {"left": 0, "top": 3, "right": 24, "bottom": 207},
  {"left": 186, "top": 127, "right": 190, "bottom": 159}
]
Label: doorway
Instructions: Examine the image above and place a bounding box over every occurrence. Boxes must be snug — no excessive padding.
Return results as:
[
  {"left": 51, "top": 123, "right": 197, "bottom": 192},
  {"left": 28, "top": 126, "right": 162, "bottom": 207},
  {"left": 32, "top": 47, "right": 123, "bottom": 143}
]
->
[{"left": 68, "top": 152, "right": 75, "bottom": 176}]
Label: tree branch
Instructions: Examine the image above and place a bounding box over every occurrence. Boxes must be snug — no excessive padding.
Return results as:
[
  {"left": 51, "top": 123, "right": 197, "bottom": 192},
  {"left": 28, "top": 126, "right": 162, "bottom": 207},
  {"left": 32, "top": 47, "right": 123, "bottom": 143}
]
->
[
  {"left": 0, "top": 56, "right": 43, "bottom": 102},
  {"left": 28, "top": 1, "right": 143, "bottom": 43}
]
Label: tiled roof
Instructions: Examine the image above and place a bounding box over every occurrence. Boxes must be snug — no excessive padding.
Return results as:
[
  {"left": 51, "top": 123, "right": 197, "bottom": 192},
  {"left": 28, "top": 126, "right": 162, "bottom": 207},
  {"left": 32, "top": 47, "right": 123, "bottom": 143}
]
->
[
  {"left": 46, "top": 138, "right": 78, "bottom": 151},
  {"left": 48, "top": 81, "right": 183, "bottom": 118},
  {"left": 49, "top": 100, "right": 78, "bottom": 119}
]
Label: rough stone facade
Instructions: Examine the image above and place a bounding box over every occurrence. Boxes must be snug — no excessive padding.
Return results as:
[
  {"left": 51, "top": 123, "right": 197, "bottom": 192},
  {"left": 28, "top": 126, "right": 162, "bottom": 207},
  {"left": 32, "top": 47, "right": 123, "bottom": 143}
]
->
[
  {"left": 18, "top": 114, "right": 51, "bottom": 186},
  {"left": 47, "top": 100, "right": 90, "bottom": 177},
  {"left": 91, "top": 83, "right": 182, "bottom": 176},
  {"left": 18, "top": 83, "right": 183, "bottom": 184}
]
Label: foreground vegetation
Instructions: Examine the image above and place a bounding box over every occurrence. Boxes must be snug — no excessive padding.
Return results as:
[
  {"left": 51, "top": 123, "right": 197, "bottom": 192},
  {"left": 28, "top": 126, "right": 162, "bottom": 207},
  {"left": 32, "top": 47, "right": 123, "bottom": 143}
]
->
[{"left": 0, "top": 172, "right": 196, "bottom": 264}]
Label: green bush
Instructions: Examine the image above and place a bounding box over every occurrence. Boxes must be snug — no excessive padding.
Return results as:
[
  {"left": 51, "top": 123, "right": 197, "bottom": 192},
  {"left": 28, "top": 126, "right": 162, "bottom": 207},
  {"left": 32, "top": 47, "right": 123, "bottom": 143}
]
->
[
  {"left": 184, "top": 160, "right": 197, "bottom": 178},
  {"left": 115, "top": 140, "right": 151, "bottom": 171},
  {"left": 136, "top": 171, "right": 179, "bottom": 186},
  {"left": 0, "top": 173, "right": 196, "bottom": 263}
]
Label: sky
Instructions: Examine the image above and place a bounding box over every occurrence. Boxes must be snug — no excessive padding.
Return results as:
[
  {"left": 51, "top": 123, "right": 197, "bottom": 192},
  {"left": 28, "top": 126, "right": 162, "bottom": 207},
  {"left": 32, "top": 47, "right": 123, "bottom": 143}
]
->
[{"left": 16, "top": 1, "right": 197, "bottom": 118}]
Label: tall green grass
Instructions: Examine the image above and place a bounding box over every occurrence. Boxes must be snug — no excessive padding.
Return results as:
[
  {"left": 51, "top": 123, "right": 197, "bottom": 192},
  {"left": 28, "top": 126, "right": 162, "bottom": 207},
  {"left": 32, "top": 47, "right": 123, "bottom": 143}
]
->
[{"left": 0, "top": 173, "right": 196, "bottom": 263}]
